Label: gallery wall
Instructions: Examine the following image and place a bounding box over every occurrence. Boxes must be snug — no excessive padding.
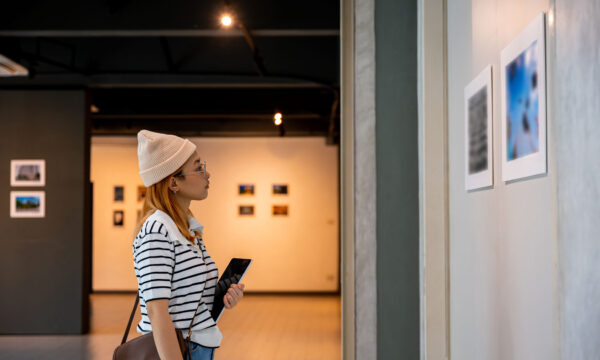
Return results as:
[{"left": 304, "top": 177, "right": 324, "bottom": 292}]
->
[
  {"left": 91, "top": 136, "right": 339, "bottom": 292},
  {"left": 447, "top": 1, "right": 557, "bottom": 359},
  {"left": 554, "top": 0, "right": 600, "bottom": 358},
  {"left": 0, "top": 90, "right": 90, "bottom": 334}
]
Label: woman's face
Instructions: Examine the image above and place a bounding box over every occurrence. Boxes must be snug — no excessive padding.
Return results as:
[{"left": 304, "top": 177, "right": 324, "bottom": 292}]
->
[{"left": 170, "top": 151, "right": 210, "bottom": 201}]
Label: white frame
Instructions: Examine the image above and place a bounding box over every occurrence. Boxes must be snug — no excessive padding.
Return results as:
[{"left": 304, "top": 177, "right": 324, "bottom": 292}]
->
[
  {"left": 465, "top": 65, "right": 494, "bottom": 190},
  {"left": 10, "top": 159, "right": 46, "bottom": 186},
  {"left": 10, "top": 191, "right": 45, "bottom": 218},
  {"left": 500, "top": 12, "right": 547, "bottom": 181}
]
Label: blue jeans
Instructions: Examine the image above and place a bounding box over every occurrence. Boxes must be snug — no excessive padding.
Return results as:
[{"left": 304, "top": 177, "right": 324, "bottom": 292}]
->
[{"left": 187, "top": 341, "right": 216, "bottom": 360}]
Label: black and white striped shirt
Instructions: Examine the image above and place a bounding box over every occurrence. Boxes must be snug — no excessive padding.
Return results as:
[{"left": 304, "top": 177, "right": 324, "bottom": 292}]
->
[{"left": 132, "top": 209, "right": 222, "bottom": 347}]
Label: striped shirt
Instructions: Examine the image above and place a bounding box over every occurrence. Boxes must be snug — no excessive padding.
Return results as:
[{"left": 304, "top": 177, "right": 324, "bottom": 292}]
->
[{"left": 132, "top": 209, "right": 222, "bottom": 347}]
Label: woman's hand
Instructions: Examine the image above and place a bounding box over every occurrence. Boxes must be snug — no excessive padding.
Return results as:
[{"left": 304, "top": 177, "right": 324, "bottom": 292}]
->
[{"left": 224, "top": 283, "right": 245, "bottom": 309}]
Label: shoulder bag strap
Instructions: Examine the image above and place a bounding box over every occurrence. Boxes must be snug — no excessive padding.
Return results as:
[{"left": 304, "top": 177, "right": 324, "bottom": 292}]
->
[{"left": 120, "top": 293, "right": 139, "bottom": 345}]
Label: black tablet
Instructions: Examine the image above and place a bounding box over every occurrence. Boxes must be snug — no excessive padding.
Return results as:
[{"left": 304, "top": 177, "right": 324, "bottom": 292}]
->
[{"left": 210, "top": 258, "right": 252, "bottom": 322}]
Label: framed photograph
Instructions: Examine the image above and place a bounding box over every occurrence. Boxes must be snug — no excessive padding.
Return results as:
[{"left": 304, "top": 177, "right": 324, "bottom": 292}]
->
[
  {"left": 501, "top": 12, "right": 547, "bottom": 181},
  {"left": 114, "top": 186, "right": 124, "bottom": 202},
  {"left": 113, "top": 210, "right": 124, "bottom": 226},
  {"left": 238, "top": 205, "right": 255, "bottom": 216},
  {"left": 238, "top": 184, "right": 255, "bottom": 195},
  {"left": 272, "top": 184, "right": 288, "bottom": 195},
  {"left": 464, "top": 65, "right": 493, "bottom": 190},
  {"left": 10, "top": 159, "right": 45, "bottom": 187},
  {"left": 272, "top": 205, "right": 289, "bottom": 216},
  {"left": 10, "top": 191, "right": 45, "bottom": 218},
  {"left": 137, "top": 186, "right": 147, "bottom": 202}
]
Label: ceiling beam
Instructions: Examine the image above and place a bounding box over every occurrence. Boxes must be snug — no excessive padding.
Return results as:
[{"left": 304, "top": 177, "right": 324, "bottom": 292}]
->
[{"left": 0, "top": 29, "right": 339, "bottom": 37}]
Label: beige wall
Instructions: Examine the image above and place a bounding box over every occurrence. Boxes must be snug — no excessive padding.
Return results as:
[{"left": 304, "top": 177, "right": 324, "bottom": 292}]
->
[{"left": 91, "top": 136, "right": 339, "bottom": 292}]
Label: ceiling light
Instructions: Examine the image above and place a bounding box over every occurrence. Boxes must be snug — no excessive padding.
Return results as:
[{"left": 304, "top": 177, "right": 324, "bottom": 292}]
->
[
  {"left": 274, "top": 112, "right": 282, "bottom": 126},
  {"left": 0, "top": 54, "right": 28, "bottom": 77},
  {"left": 91, "top": 104, "right": 99, "bottom": 113},
  {"left": 221, "top": 14, "right": 233, "bottom": 27}
]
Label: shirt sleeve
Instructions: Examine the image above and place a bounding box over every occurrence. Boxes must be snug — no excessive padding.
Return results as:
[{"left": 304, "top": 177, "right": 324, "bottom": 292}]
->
[{"left": 133, "top": 230, "right": 175, "bottom": 303}]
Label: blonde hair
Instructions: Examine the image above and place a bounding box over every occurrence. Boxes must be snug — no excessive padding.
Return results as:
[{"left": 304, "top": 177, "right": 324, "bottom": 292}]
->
[{"left": 133, "top": 165, "right": 197, "bottom": 244}]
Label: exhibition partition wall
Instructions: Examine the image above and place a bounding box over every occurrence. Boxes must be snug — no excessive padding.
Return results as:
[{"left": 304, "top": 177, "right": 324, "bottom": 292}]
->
[
  {"left": 448, "top": 1, "right": 557, "bottom": 359},
  {"left": 0, "top": 90, "right": 91, "bottom": 334},
  {"left": 91, "top": 137, "right": 340, "bottom": 293}
]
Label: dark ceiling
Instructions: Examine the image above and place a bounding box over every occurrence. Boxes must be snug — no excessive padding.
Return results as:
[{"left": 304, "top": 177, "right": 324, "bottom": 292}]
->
[{"left": 0, "top": 0, "right": 340, "bottom": 141}]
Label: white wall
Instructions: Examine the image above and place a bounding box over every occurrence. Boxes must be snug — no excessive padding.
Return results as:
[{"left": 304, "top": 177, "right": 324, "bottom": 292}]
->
[
  {"left": 447, "top": 1, "right": 557, "bottom": 359},
  {"left": 91, "top": 137, "right": 339, "bottom": 293},
  {"left": 555, "top": 0, "right": 600, "bottom": 358}
]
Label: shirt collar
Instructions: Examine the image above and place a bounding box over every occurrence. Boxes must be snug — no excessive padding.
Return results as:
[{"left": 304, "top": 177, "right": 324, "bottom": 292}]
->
[{"left": 187, "top": 215, "right": 204, "bottom": 235}]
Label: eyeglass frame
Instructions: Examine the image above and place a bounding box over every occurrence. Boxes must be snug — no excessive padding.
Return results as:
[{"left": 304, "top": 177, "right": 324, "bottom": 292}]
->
[{"left": 174, "top": 160, "right": 207, "bottom": 177}]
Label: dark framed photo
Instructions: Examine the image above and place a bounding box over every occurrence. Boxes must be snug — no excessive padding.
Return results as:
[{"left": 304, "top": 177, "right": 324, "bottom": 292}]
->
[
  {"left": 238, "top": 184, "right": 255, "bottom": 195},
  {"left": 272, "top": 184, "right": 288, "bottom": 195},
  {"left": 137, "top": 186, "right": 147, "bottom": 202},
  {"left": 114, "top": 186, "right": 124, "bottom": 202},
  {"left": 113, "top": 210, "right": 124, "bottom": 226},
  {"left": 272, "top": 205, "right": 289, "bottom": 216},
  {"left": 238, "top": 205, "right": 255, "bottom": 216}
]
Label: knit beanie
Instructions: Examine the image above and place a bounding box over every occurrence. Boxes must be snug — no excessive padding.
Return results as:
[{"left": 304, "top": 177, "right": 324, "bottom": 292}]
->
[{"left": 137, "top": 130, "right": 197, "bottom": 187}]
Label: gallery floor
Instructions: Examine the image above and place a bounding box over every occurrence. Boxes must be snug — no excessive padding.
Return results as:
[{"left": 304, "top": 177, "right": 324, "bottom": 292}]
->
[{"left": 0, "top": 293, "right": 341, "bottom": 360}]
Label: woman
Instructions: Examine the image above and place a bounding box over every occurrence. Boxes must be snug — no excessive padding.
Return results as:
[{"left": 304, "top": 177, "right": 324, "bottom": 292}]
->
[{"left": 132, "top": 129, "right": 245, "bottom": 360}]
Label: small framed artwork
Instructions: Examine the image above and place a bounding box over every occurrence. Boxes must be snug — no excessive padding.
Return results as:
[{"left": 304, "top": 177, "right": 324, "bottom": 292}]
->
[
  {"left": 113, "top": 210, "right": 124, "bottom": 226},
  {"left": 272, "top": 184, "right": 288, "bottom": 195},
  {"left": 238, "top": 205, "right": 255, "bottom": 216},
  {"left": 10, "top": 191, "right": 45, "bottom": 218},
  {"left": 464, "top": 65, "right": 493, "bottom": 190},
  {"left": 238, "top": 184, "right": 255, "bottom": 195},
  {"left": 137, "top": 186, "right": 147, "bottom": 202},
  {"left": 501, "top": 12, "right": 547, "bottom": 182},
  {"left": 10, "top": 159, "right": 45, "bottom": 187},
  {"left": 114, "top": 186, "right": 124, "bottom": 202},
  {"left": 272, "top": 205, "right": 289, "bottom": 216}
]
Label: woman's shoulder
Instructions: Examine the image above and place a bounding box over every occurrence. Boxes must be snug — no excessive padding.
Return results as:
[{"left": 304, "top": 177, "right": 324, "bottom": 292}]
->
[{"left": 134, "top": 210, "right": 173, "bottom": 242}]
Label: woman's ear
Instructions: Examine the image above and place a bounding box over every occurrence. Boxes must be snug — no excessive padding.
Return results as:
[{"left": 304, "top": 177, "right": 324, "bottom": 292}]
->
[{"left": 168, "top": 176, "right": 180, "bottom": 193}]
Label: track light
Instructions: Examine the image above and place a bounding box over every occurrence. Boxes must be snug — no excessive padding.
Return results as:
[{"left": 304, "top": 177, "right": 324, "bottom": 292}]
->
[
  {"left": 221, "top": 14, "right": 233, "bottom": 27},
  {"left": 274, "top": 112, "right": 283, "bottom": 126}
]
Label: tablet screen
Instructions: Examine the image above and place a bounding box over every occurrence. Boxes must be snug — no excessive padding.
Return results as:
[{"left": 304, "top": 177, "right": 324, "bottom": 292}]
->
[{"left": 210, "top": 258, "right": 252, "bottom": 322}]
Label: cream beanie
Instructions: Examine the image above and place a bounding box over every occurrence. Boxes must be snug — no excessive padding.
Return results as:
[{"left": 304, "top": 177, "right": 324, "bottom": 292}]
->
[{"left": 137, "top": 130, "right": 197, "bottom": 187}]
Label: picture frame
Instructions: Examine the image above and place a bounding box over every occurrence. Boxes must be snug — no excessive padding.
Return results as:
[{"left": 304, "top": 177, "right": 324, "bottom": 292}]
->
[
  {"left": 272, "top": 184, "right": 288, "bottom": 195},
  {"left": 272, "top": 205, "right": 289, "bottom": 216},
  {"left": 464, "top": 65, "right": 493, "bottom": 190},
  {"left": 10, "top": 191, "right": 45, "bottom": 218},
  {"left": 114, "top": 186, "right": 124, "bottom": 202},
  {"left": 238, "top": 184, "right": 255, "bottom": 196},
  {"left": 113, "top": 210, "right": 124, "bottom": 226},
  {"left": 238, "top": 205, "right": 255, "bottom": 216},
  {"left": 500, "top": 12, "right": 547, "bottom": 182},
  {"left": 137, "top": 186, "right": 147, "bottom": 202},
  {"left": 10, "top": 159, "right": 45, "bottom": 187}
]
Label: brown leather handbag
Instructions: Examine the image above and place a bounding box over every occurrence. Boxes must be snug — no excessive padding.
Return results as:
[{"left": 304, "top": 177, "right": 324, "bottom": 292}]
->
[{"left": 113, "top": 293, "right": 205, "bottom": 360}]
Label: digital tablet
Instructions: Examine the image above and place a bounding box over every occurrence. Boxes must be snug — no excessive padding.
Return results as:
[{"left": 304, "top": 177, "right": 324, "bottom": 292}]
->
[{"left": 210, "top": 258, "right": 252, "bottom": 322}]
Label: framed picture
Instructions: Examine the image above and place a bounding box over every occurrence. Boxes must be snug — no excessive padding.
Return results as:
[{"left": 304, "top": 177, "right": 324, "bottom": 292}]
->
[
  {"left": 137, "top": 186, "right": 147, "bottom": 202},
  {"left": 464, "top": 65, "right": 493, "bottom": 190},
  {"left": 272, "top": 184, "right": 288, "bottom": 195},
  {"left": 10, "top": 159, "right": 45, "bottom": 187},
  {"left": 501, "top": 12, "right": 547, "bottom": 181},
  {"left": 114, "top": 186, "right": 124, "bottom": 202},
  {"left": 272, "top": 205, "right": 288, "bottom": 216},
  {"left": 238, "top": 205, "right": 255, "bottom": 216},
  {"left": 238, "top": 184, "right": 255, "bottom": 195},
  {"left": 10, "top": 191, "right": 45, "bottom": 218},
  {"left": 113, "top": 210, "right": 124, "bottom": 226}
]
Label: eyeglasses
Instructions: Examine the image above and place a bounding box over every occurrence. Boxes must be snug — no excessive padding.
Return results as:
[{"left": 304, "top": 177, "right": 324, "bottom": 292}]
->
[{"left": 175, "top": 160, "right": 207, "bottom": 177}]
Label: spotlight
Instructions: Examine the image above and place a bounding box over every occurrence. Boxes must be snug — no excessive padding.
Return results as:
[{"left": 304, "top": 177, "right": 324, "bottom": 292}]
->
[
  {"left": 221, "top": 14, "right": 233, "bottom": 27},
  {"left": 274, "top": 112, "right": 282, "bottom": 126},
  {"left": 91, "top": 104, "right": 99, "bottom": 113}
]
